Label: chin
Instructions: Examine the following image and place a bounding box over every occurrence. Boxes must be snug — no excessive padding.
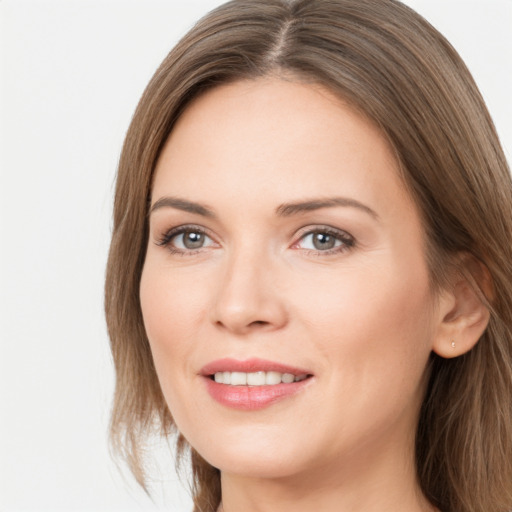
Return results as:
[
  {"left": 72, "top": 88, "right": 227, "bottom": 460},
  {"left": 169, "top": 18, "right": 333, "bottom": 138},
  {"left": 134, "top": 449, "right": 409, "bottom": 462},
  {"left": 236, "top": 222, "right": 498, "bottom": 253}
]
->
[
  {"left": 208, "top": 450, "right": 305, "bottom": 479},
  {"left": 186, "top": 426, "right": 312, "bottom": 479}
]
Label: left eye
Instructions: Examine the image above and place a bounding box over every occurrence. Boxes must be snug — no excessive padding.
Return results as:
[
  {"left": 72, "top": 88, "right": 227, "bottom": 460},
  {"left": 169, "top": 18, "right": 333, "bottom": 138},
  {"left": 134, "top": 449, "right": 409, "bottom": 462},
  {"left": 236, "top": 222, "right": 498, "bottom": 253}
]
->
[{"left": 297, "top": 230, "right": 353, "bottom": 251}]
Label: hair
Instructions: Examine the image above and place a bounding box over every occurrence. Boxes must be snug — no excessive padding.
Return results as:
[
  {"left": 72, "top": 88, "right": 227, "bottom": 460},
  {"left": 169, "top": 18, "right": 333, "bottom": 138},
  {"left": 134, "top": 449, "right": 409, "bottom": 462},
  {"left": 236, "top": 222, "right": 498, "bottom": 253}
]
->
[{"left": 104, "top": 1, "right": 512, "bottom": 511}]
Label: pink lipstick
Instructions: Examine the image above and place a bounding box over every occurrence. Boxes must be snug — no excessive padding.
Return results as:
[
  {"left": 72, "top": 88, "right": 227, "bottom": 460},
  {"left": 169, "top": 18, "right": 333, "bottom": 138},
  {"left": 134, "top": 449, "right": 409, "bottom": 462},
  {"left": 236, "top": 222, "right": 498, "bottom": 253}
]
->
[{"left": 200, "top": 358, "right": 313, "bottom": 410}]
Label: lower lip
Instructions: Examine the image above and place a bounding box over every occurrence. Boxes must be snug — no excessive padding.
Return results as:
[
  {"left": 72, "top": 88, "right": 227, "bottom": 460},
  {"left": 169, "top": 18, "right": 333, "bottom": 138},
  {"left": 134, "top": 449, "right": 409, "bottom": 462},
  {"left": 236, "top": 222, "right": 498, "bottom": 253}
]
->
[{"left": 204, "top": 377, "right": 312, "bottom": 410}]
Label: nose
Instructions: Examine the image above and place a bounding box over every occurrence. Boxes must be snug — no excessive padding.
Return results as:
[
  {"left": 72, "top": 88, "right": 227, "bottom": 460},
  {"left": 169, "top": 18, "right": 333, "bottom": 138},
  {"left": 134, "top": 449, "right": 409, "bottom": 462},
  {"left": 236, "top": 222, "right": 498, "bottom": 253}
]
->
[{"left": 210, "top": 247, "right": 289, "bottom": 335}]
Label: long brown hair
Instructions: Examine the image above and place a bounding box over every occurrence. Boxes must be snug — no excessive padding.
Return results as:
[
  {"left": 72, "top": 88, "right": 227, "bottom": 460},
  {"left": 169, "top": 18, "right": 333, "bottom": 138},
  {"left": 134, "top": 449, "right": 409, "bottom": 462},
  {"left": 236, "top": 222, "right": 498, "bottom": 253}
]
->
[{"left": 105, "top": 1, "right": 512, "bottom": 511}]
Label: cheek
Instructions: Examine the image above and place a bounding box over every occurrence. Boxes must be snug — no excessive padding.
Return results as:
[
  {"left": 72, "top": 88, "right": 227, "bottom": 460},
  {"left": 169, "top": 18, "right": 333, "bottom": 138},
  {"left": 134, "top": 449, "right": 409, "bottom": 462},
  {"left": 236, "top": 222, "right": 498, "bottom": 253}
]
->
[
  {"left": 140, "top": 251, "right": 212, "bottom": 331},
  {"left": 298, "top": 257, "right": 430, "bottom": 327},
  {"left": 140, "top": 262, "right": 227, "bottom": 447},
  {"left": 284, "top": 257, "right": 435, "bottom": 454},
  {"left": 139, "top": 261, "right": 206, "bottom": 389},
  {"left": 291, "top": 250, "right": 435, "bottom": 390}
]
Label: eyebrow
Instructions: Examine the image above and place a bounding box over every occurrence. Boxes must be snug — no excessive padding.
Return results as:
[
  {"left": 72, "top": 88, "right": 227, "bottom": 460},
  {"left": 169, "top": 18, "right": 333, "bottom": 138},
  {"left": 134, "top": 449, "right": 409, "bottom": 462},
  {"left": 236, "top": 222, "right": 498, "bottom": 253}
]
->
[
  {"left": 149, "top": 195, "right": 379, "bottom": 220},
  {"left": 275, "top": 197, "right": 379, "bottom": 220},
  {"left": 149, "top": 196, "right": 216, "bottom": 218}
]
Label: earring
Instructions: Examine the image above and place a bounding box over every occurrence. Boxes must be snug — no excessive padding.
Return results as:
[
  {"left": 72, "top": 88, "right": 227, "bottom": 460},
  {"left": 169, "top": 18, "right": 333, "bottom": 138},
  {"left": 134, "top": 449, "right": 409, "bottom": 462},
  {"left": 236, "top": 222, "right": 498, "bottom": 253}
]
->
[{"left": 451, "top": 341, "right": 456, "bottom": 348}]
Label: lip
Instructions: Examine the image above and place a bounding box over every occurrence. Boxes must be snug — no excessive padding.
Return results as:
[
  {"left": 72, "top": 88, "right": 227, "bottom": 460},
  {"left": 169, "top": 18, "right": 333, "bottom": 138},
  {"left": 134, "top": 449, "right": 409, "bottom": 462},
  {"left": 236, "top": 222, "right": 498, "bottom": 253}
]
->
[
  {"left": 200, "top": 358, "right": 314, "bottom": 411},
  {"left": 200, "top": 357, "right": 311, "bottom": 376}
]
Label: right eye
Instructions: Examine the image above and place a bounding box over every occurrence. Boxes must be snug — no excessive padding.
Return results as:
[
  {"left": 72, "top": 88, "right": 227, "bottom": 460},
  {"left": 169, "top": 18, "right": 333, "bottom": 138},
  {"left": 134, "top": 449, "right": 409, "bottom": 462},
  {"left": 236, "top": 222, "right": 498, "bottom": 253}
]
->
[
  {"left": 173, "top": 230, "right": 210, "bottom": 249},
  {"left": 157, "top": 226, "right": 217, "bottom": 253}
]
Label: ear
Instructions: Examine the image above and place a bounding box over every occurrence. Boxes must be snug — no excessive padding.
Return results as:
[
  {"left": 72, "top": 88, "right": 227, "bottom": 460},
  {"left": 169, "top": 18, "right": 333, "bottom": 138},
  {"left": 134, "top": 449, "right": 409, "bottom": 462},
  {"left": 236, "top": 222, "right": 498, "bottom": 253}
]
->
[{"left": 432, "top": 255, "right": 492, "bottom": 358}]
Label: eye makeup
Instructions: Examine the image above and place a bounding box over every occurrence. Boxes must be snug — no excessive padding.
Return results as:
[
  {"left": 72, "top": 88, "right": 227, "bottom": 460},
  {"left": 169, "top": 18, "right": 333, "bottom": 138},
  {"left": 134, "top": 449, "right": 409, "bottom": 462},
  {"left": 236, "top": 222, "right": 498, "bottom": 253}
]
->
[{"left": 155, "top": 223, "right": 356, "bottom": 257}]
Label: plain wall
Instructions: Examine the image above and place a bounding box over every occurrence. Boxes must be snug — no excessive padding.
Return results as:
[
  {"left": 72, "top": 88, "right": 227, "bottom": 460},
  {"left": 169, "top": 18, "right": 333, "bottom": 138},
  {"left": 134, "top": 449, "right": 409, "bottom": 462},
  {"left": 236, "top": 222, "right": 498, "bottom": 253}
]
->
[{"left": 0, "top": 1, "right": 510, "bottom": 511}]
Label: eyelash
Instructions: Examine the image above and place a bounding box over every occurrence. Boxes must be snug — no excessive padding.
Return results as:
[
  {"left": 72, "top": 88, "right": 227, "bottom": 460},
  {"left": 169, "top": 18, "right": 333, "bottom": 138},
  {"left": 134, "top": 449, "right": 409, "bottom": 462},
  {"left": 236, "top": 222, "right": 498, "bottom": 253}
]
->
[
  {"left": 293, "top": 227, "right": 355, "bottom": 256},
  {"left": 156, "top": 225, "right": 355, "bottom": 256},
  {"left": 156, "top": 225, "right": 213, "bottom": 255}
]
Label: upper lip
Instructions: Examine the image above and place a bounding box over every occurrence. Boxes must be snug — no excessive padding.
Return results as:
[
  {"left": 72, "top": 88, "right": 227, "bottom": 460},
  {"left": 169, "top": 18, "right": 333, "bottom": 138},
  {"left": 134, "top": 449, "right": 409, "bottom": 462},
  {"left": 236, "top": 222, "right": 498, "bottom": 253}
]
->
[{"left": 200, "top": 357, "right": 312, "bottom": 376}]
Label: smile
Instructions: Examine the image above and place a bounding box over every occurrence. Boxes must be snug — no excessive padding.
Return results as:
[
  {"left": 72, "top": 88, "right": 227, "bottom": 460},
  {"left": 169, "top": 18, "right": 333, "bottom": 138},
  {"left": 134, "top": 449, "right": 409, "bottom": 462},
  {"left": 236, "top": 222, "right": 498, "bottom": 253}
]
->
[
  {"left": 213, "top": 371, "right": 309, "bottom": 386},
  {"left": 201, "top": 358, "right": 314, "bottom": 410}
]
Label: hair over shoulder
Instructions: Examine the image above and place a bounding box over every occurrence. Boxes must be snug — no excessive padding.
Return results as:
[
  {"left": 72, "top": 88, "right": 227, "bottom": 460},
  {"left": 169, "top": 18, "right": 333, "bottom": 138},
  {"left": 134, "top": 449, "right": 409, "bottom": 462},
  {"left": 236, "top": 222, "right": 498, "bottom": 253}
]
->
[{"left": 105, "top": 1, "right": 512, "bottom": 511}]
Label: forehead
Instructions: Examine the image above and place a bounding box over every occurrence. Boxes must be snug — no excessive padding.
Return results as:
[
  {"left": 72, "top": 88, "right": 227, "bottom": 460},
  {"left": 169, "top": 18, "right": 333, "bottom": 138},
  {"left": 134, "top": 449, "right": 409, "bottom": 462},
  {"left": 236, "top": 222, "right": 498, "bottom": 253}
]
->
[{"left": 152, "top": 77, "right": 415, "bottom": 224}]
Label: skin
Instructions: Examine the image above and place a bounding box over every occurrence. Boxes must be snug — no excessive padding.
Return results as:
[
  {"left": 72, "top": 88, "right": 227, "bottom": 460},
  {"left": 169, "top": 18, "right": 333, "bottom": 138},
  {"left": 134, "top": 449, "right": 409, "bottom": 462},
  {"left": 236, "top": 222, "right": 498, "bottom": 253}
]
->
[{"left": 139, "top": 77, "right": 485, "bottom": 511}]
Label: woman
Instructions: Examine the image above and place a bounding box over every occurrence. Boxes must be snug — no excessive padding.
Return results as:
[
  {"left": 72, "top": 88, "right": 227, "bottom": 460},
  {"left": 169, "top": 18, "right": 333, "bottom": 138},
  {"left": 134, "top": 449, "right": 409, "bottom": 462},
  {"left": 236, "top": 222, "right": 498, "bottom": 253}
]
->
[{"left": 104, "top": 1, "right": 512, "bottom": 511}]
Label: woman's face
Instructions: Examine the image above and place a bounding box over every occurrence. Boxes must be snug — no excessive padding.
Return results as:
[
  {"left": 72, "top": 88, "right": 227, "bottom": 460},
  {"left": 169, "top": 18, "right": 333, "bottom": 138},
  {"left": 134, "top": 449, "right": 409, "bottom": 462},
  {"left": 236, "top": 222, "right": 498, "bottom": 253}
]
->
[{"left": 140, "top": 78, "right": 443, "bottom": 481}]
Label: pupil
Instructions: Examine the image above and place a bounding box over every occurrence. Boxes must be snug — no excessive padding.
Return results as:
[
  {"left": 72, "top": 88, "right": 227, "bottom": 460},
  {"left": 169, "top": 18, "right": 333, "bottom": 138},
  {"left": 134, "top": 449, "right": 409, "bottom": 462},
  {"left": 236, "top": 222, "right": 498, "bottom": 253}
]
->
[
  {"left": 184, "top": 231, "right": 204, "bottom": 249},
  {"left": 313, "top": 232, "right": 335, "bottom": 250}
]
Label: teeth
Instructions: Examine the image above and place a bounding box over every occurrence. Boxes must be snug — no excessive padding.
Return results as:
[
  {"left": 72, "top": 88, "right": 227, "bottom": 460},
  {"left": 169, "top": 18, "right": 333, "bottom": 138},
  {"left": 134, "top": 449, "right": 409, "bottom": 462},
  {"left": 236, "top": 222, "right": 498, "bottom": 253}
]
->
[
  {"left": 230, "top": 372, "right": 247, "bottom": 386},
  {"left": 266, "top": 371, "right": 281, "bottom": 385},
  {"left": 212, "top": 371, "right": 309, "bottom": 386},
  {"left": 247, "top": 371, "right": 266, "bottom": 386},
  {"left": 282, "top": 373, "right": 295, "bottom": 384}
]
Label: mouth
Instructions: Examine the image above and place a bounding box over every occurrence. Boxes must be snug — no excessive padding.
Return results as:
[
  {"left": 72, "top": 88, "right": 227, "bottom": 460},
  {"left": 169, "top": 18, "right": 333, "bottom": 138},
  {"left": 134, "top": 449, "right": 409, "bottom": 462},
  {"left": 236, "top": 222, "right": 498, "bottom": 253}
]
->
[
  {"left": 210, "top": 371, "right": 310, "bottom": 386},
  {"left": 200, "top": 358, "right": 314, "bottom": 410},
  {"left": 200, "top": 357, "right": 313, "bottom": 384}
]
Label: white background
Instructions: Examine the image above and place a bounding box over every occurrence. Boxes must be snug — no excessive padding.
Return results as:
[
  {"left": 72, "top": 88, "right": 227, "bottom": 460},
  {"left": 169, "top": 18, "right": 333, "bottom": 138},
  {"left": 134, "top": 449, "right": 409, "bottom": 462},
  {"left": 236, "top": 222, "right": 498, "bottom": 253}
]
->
[{"left": 0, "top": 1, "right": 510, "bottom": 511}]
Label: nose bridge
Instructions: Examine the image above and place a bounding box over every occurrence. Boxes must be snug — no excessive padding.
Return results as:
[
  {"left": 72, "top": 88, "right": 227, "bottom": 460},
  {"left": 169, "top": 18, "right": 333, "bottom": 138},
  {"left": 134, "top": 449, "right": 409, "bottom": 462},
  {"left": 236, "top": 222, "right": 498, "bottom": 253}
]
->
[{"left": 211, "top": 239, "right": 287, "bottom": 333}]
